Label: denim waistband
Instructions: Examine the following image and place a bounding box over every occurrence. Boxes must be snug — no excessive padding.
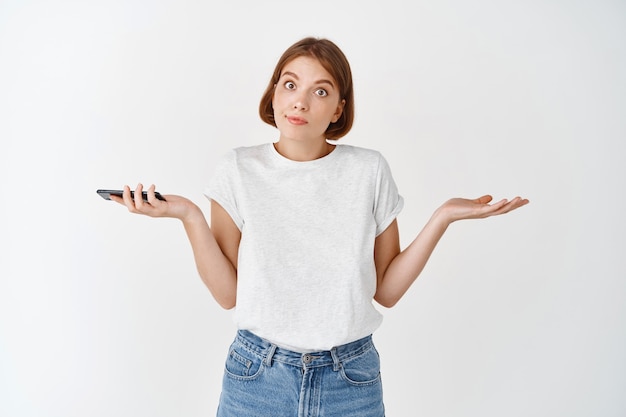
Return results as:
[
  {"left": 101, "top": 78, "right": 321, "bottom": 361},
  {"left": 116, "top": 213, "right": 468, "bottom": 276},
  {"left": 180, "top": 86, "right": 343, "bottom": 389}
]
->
[{"left": 235, "top": 330, "right": 374, "bottom": 370}]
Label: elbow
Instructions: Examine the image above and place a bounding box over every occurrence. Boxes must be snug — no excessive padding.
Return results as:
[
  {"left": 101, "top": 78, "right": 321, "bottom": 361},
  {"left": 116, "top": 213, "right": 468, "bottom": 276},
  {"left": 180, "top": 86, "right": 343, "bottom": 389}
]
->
[
  {"left": 198, "top": 268, "right": 237, "bottom": 310},
  {"left": 201, "top": 279, "right": 236, "bottom": 310},
  {"left": 214, "top": 291, "right": 236, "bottom": 310},
  {"left": 374, "top": 293, "right": 399, "bottom": 309},
  {"left": 213, "top": 290, "right": 236, "bottom": 310},
  {"left": 217, "top": 298, "right": 236, "bottom": 310}
]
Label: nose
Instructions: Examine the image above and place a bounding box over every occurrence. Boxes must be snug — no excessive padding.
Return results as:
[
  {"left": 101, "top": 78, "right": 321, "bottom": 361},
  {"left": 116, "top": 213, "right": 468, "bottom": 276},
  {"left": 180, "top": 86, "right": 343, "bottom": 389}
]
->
[{"left": 292, "top": 91, "right": 308, "bottom": 111}]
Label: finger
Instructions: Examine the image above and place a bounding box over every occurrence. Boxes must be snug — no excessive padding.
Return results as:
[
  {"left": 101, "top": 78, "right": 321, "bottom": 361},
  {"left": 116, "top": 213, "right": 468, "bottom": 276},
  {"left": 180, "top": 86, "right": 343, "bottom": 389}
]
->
[
  {"left": 475, "top": 198, "right": 509, "bottom": 217},
  {"left": 121, "top": 185, "right": 136, "bottom": 210},
  {"left": 146, "top": 184, "right": 161, "bottom": 205},
  {"left": 475, "top": 195, "right": 493, "bottom": 205},
  {"left": 492, "top": 197, "right": 527, "bottom": 215},
  {"left": 488, "top": 198, "right": 509, "bottom": 210},
  {"left": 134, "top": 183, "right": 145, "bottom": 208},
  {"left": 108, "top": 189, "right": 124, "bottom": 205},
  {"left": 502, "top": 197, "right": 529, "bottom": 213}
]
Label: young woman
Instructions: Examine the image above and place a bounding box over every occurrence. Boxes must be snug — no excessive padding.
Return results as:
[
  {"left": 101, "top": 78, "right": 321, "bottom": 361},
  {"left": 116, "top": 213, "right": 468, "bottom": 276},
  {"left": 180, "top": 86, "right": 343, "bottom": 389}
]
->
[{"left": 111, "top": 37, "right": 528, "bottom": 416}]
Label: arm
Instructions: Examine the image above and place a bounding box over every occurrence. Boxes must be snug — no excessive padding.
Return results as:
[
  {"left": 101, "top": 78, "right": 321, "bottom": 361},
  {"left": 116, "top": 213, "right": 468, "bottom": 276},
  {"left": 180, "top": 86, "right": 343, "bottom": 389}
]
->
[
  {"left": 374, "top": 195, "right": 529, "bottom": 308},
  {"left": 111, "top": 184, "right": 239, "bottom": 309},
  {"left": 182, "top": 200, "right": 239, "bottom": 309}
]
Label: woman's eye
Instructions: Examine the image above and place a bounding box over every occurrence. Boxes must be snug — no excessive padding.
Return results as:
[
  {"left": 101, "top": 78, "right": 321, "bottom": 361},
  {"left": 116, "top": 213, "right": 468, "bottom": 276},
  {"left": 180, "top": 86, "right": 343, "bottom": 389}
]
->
[
  {"left": 284, "top": 81, "right": 296, "bottom": 90},
  {"left": 315, "top": 89, "right": 328, "bottom": 97}
]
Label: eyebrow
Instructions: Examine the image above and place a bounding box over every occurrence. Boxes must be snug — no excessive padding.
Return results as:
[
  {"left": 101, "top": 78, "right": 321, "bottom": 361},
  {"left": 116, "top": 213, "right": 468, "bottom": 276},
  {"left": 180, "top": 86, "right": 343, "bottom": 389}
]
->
[{"left": 281, "top": 71, "right": 336, "bottom": 89}]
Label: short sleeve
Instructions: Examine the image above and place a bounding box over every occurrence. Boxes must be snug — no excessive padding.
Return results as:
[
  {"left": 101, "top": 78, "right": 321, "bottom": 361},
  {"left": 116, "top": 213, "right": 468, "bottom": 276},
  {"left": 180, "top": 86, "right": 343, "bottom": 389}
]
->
[
  {"left": 373, "top": 153, "right": 404, "bottom": 236},
  {"left": 204, "top": 149, "right": 244, "bottom": 231}
]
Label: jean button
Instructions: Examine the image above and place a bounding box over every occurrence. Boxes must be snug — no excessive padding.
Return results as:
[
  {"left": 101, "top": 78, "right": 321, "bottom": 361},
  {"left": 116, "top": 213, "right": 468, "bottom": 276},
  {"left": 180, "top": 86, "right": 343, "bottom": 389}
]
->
[{"left": 302, "top": 354, "right": 313, "bottom": 364}]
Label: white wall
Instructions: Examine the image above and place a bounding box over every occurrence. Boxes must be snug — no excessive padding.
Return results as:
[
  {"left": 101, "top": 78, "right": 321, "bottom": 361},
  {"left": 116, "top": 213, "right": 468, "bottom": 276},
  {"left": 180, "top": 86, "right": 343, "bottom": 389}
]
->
[{"left": 1, "top": 1, "right": 624, "bottom": 416}]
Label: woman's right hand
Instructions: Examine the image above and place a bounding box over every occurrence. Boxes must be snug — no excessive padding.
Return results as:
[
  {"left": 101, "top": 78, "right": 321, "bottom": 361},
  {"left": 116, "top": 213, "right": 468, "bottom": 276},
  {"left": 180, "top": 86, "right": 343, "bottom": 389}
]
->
[{"left": 109, "top": 183, "right": 199, "bottom": 221}]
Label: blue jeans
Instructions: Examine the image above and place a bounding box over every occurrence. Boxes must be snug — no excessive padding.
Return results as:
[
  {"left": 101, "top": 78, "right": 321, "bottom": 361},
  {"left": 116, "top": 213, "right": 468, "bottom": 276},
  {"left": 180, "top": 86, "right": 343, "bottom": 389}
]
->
[{"left": 217, "top": 330, "right": 385, "bottom": 417}]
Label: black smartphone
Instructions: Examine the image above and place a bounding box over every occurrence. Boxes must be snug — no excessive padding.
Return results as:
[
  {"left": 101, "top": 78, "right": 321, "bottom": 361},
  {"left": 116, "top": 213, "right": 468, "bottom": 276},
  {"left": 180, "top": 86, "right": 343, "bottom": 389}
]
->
[{"left": 97, "top": 189, "right": 166, "bottom": 202}]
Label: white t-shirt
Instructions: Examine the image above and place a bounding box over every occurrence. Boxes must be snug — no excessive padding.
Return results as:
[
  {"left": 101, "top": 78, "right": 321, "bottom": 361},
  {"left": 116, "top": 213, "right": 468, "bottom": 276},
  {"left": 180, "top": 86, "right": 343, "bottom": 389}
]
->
[{"left": 205, "top": 143, "right": 403, "bottom": 351}]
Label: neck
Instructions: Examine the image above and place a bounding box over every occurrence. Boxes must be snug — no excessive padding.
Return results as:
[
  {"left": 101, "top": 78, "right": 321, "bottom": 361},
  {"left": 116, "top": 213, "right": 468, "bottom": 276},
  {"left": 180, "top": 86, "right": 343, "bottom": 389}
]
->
[{"left": 274, "top": 138, "right": 335, "bottom": 162}]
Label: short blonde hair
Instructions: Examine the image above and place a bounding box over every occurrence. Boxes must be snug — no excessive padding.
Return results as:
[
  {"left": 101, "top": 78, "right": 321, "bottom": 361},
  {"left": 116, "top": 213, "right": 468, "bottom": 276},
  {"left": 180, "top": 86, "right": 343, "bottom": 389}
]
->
[{"left": 259, "top": 37, "right": 354, "bottom": 140}]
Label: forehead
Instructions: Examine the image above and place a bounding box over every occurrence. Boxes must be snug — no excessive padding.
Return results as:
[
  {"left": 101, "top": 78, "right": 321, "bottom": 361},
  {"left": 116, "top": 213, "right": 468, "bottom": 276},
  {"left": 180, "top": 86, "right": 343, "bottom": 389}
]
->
[{"left": 280, "top": 56, "right": 337, "bottom": 84}]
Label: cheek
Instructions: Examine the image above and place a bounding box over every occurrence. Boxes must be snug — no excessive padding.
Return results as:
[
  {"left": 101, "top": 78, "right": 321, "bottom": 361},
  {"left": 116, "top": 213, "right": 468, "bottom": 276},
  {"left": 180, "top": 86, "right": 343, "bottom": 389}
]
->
[
  {"left": 272, "top": 90, "right": 285, "bottom": 108},
  {"left": 271, "top": 98, "right": 281, "bottom": 116},
  {"left": 271, "top": 100, "right": 283, "bottom": 125},
  {"left": 271, "top": 98, "right": 280, "bottom": 117}
]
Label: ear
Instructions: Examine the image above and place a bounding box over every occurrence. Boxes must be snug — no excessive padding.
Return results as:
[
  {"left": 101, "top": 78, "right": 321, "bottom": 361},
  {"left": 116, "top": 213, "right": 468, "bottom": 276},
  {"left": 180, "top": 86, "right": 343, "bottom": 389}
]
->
[{"left": 332, "top": 99, "right": 346, "bottom": 123}]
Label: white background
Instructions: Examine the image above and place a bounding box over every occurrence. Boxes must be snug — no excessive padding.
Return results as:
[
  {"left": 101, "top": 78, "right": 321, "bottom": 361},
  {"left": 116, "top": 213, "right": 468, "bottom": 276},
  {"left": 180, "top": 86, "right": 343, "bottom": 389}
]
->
[{"left": 1, "top": 0, "right": 625, "bottom": 416}]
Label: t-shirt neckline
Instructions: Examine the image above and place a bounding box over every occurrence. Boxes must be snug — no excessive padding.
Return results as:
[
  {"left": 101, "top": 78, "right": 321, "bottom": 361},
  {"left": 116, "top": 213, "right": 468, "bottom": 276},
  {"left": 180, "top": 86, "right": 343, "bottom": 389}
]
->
[{"left": 268, "top": 142, "right": 342, "bottom": 167}]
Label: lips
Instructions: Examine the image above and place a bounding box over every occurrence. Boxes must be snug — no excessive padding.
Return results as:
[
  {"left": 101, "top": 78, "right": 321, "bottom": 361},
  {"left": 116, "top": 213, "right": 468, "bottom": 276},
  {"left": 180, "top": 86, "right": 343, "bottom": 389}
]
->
[{"left": 287, "top": 115, "right": 307, "bottom": 125}]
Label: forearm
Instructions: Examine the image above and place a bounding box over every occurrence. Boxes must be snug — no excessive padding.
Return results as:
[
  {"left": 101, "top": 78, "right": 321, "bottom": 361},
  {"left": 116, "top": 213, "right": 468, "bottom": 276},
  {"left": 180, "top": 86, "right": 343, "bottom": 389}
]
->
[
  {"left": 375, "top": 209, "right": 450, "bottom": 307},
  {"left": 374, "top": 194, "right": 529, "bottom": 307},
  {"left": 181, "top": 207, "right": 237, "bottom": 309}
]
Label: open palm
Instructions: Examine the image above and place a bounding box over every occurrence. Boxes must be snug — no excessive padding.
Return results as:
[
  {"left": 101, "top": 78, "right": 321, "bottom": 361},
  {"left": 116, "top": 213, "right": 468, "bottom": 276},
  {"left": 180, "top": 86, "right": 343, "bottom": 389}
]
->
[{"left": 441, "top": 195, "right": 529, "bottom": 223}]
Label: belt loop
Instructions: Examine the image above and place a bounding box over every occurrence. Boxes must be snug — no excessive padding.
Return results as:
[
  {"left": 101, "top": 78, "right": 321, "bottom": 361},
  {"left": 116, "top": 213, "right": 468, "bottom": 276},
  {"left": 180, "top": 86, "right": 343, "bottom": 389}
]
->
[
  {"left": 264, "top": 344, "right": 277, "bottom": 367},
  {"left": 331, "top": 347, "right": 341, "bottom": 372}
]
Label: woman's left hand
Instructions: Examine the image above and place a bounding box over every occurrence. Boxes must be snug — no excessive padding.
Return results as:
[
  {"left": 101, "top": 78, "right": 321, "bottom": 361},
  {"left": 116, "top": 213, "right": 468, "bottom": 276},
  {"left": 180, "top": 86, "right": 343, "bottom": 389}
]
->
[{"left": 438, "top": 195, "right": 529, "bottom": 223}]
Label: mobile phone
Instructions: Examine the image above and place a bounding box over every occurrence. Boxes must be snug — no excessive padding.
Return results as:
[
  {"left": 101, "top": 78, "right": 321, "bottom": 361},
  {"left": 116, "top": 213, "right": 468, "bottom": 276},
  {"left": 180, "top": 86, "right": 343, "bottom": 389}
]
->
[{"left": 97, "top": 189, "right": 166, "bottom": 202}]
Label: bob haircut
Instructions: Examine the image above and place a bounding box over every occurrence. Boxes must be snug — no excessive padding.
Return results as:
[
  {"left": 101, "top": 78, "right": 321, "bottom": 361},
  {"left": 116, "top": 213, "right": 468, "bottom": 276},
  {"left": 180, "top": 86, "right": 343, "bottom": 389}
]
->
[{"left": 259, "top": 37, "right": 354, "bottom": 140}]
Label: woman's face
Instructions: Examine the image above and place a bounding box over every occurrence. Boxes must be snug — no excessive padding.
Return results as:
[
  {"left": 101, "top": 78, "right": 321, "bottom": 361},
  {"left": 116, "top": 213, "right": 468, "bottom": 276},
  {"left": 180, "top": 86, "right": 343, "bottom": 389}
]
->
[{"left": 272, "top": 56, "right": 345, "bottom": 144}]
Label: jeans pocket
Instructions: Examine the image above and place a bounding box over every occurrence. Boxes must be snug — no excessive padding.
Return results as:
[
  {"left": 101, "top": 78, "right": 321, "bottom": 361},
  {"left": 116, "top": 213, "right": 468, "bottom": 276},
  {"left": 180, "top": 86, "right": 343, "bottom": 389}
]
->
[
  {"left": 223, "top": 343, "right": 264, "bottom": 381},
  {"left": 339, "top": 345, "right": 381, "bottom": 386}
]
